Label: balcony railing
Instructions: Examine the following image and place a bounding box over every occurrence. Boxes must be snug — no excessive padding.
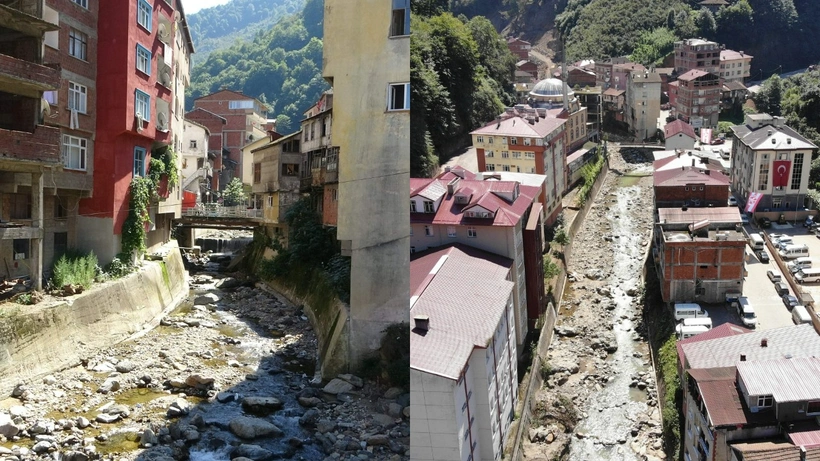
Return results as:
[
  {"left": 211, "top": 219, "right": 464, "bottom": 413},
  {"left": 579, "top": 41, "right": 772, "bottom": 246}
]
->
[
  {"left": 0, "top": 0, "right": 43, "bottom": 18},
  {"left": 0, "top": 124, "right": 60, "bottom": 165},
  {"left": 0, "top": 53, "right": 60, "bottom": 94},
  {"left": 181, "top": 204, "right": 263, "bottom": 219}
]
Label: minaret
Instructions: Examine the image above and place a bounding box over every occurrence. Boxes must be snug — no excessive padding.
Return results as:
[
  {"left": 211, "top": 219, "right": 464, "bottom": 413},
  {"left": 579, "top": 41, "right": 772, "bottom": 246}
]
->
[{"left": 562, "top": 41, "right": 569, "bottom": 112}]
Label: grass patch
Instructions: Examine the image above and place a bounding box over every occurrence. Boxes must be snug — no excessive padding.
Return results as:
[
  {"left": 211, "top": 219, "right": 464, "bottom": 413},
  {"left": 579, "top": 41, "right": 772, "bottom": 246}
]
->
[
  {"left": 159, "top": 261, "right": 170, "bottom": 289},
  {"left": 51, "top": 249, "right": 98, "bottom": 289},
  {"left": 576, "top": 151, "right": 605, "bottom": 207}
]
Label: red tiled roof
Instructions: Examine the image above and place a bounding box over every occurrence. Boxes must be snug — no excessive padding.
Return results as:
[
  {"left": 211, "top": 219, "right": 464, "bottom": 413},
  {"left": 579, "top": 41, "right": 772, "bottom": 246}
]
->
[
  {"left": 721, "top": 49, "right": 753, "bottom": 61},
  {"left": 470, "top": 114, "right": 566, "bottom": 139},
  {"left": 678, "top": 69, "right": 710, "bottom": 81},
  {"left": 438, "top": 166, "right": 478, "bottom": 182},
  {"left": 602, "top": 88, "right": 625, "bottom": 96},
  {"left": 664, "top": 120, "right": 697, "bottom": 140},
  {"left": 668, "top": 80, "right": 679, "bottom": 88},
  {"left": 654, "top": 166, "right": 730, "bottom": 187},
  {"left": 410, "top": 171, "right": 539, "bottom": 227},
  {"left": 410, "top": 245, "right": 515, "bottom": 380},
  {"left": 731, "top": 441, "right": 820, "bottom": 461},
  {"left": 697, "top": 375, "right": 775, "bottom": 427}
]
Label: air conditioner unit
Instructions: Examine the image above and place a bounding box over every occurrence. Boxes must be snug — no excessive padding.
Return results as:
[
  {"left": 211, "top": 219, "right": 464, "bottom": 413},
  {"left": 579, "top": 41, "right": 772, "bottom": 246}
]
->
[{"left": 14, "top": 253, "right": 25, "bottom": 260}]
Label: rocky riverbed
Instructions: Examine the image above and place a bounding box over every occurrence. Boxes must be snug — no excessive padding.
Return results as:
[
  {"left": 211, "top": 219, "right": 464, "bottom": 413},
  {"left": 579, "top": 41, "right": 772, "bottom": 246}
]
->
[
  {"left": 524, "top": 145, "right": 665, "bottom": 460},
  {"left": 0, "top": 266, "right": 409, "bottom": 461}
]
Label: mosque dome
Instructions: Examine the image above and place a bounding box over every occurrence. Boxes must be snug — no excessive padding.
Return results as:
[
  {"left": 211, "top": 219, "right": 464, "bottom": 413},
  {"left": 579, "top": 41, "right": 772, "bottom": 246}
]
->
[{"left": 529, "top": 78, "right": 573, "bottom": 98}]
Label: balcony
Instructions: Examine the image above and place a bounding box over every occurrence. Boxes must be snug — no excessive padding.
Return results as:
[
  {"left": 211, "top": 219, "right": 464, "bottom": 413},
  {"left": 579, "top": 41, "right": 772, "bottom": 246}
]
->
[
  {"left": 0, "top": 124, "right": 60, "bottom": 167},
  {"left": 0, "top": 53, "right": 59, "bottom": 98},
  {"left": 0, "top": 1, "right": 59, "bottom": 37},
  {"left": 0, "top": 224, "right": 42, "bottom": 240}
]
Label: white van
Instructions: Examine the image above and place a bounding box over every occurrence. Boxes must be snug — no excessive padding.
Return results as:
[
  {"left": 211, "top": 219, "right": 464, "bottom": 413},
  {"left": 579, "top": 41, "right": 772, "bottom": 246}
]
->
[
  {"left": 788, "top": 257, "right": 813, "bottom": 274},
  {"left": 676, "top": 324, "right": 709, "bottom": 340},
  {"left": 796, "top": 268, "right": 820, "bottom": 284},
  {"left": 779, "top": 244, "right": 810, "bottom": 259},
  {"left": 792, "top": 305, "right": 812, "bottom": 324},
  {"left": 749, "top": 233, "right": 765, "bottom": 251},
  {"left": 674, "top": 303, "right": 709, "bottom": 322},
  {"left": 681, "top": 317, "right": 713, "bottom": 330},
  {"left": 732, "top": 297, "right": 757, "bottom": 328}
]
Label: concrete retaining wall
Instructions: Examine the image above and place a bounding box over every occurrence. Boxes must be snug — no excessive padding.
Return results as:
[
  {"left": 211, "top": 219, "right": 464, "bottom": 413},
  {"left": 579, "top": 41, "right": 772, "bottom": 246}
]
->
[{"left": 0, "top": 247, "right": 189, "bottom": 396}]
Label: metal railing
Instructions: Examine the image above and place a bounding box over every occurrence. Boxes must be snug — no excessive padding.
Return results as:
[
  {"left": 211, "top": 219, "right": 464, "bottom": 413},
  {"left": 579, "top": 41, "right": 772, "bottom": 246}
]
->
[{"left": 181, "top": 204, "right": 262, "bottom": 219}]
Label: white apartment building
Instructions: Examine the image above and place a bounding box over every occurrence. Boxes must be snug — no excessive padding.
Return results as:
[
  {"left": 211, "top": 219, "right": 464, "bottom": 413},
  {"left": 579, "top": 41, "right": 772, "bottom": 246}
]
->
[
  {"left": 625, "top": 69, "right": 662, "bottom": 140},
  {"left": 719, "top": 49, "right": 753, "bottom": 83}
]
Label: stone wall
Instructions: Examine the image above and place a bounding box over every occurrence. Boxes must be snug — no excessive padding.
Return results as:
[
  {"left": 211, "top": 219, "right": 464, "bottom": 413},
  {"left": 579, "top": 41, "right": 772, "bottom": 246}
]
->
[{"left": 0, "top": 247, "right": 188, "bottom": 396}]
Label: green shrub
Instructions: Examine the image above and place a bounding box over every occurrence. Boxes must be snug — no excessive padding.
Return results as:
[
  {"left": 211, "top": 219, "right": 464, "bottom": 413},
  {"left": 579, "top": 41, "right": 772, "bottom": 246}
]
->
[
  {"left": 104, "top": 257, "right": 133, "bottom": 279},
  {"left": 51, "top": 249, "right": 98, "bottom": 289}
]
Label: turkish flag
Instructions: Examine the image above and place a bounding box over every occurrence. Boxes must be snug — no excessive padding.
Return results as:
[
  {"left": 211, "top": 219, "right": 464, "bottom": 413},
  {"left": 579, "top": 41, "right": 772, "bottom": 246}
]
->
[{"left": 773, "top": 160, "right": 791, "bottom": 188}]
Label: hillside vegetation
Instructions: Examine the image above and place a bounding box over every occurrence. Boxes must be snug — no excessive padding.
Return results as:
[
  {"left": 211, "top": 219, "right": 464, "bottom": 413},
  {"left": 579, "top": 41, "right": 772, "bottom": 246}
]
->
[
  {"left": 187, "top": 0, "right": 304, "bottom": 66},
  {"left": 187, "top": 0, "right": 328, "bottom": 133},
  {"left": 411, "top": 8, "right": 517, "bottom": 177}
]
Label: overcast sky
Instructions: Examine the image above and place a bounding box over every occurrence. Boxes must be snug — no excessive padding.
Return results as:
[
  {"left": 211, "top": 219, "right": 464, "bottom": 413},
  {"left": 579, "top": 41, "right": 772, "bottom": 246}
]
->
[{"left": 181, "top": 0, "right": 232, "bottom": 15}]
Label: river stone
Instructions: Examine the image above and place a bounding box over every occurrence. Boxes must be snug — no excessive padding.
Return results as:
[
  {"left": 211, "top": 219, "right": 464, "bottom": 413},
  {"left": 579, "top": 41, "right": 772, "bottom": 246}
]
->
[
  {"left": 366, "top": 434, "right": 389, "bottom": 446},
  {"left": 323, "top": 378, "right": 353, "bottom": 395},
  {"left": 298, "top": 396, "right": 321, "bottom": 408},
  {"left": 185, "top": 374, "right": 215, "bottom": 389},
  {"left": 0, "top": 413, "right": 20, "bottom": 438},
  {"left": 241, "top": 397, "right": 283, "bottom": 415},
  {"left": 167, "top": 398, "right": 191, "bottom": 417},
  {"left": 32, "top": 441, "right": 51, "bottom": 453},
  {"left": 115, "top": 360, "right": 136, "bottom": 373},
  {"left": 298, "top": 409, "right": 320, "bottom": 427},
  {"left": 194, "top": 293, "right": 220, "bottom": 304},
  {"left": 371, "top": 413, "right": 395, "bottom": 427},
  {"left": 387, "top": 402, "right": 403, "bottom": 418},
  {"left": 9, "top": 405, "right": 29, "bottom": 418},
  {"left": 337, "top": 373, "right": 363, "bottom": 388},
  {"left": 140, "top": 428, "right": 158, "bottom": 447},
  {"left": 232, "top": 444, "right": 273, "bottom": 460},
  {"left": 98, "top": 378, "right": 120, "bottom": 394},
  {"left": 384, "top": 387, "right": 403, "bottom": 399},
  {"left": 95, "top": 413, "right": 120, "bottom": 424},
  {"left": 229, "top": 416, "right": 283, "bottom": 439},
  {"left": 316, "top": 419, "right": 336, "bottom": 434}
]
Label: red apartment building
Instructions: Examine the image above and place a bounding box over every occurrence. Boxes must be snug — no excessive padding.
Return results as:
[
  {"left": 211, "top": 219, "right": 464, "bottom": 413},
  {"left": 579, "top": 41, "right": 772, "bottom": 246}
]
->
[
  {"left": 673, "top": 38, "right": 720, "bottom": 75},
  {"left": 0, "top": 0, "right": 62, "bottom": 288},
  {"left": 674, "top": 69, "right": 721, "bottom": 129},
  {"left": 188, "top": 89, "right": 268, "bottom": 190},
  {"left": 78, "top": 0, "right": 194, "bottom": 263}
]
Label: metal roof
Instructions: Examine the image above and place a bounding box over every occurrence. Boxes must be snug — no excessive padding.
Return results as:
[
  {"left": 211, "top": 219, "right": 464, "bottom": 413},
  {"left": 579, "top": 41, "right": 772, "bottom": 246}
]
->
[
  {"left": 658, "top": 206, "right": 740, "bottom": 225},
  {"left": 737, "top": 357, "right": 820, "bottom": 402},
  {"left": 731, "top": 122, "right": 817, "bottom": 150}
]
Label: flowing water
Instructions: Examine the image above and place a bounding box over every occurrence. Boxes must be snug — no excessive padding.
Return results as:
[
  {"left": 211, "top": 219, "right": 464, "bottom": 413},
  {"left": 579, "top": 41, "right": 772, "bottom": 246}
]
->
[{"left": 569, "top": 183, "right": 652, "bottom": 460}]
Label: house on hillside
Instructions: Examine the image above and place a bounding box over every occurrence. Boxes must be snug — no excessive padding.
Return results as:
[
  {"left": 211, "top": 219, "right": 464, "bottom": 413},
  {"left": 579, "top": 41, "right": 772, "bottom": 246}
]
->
[{"left": 507, "top": 37, "right": 531, "bottom": 61}]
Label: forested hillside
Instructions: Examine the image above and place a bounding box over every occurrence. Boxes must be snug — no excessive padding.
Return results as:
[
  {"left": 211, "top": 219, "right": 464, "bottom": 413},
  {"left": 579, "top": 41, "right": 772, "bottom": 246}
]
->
[
  {"left": 410, "top": 5, "right": 518, "bottom": 177},
  {"left": 187, "top": 0, "right": 328, "bottom": 133},
  {"left": 187, "top": 0, "right": 304, "bottom": 66}
]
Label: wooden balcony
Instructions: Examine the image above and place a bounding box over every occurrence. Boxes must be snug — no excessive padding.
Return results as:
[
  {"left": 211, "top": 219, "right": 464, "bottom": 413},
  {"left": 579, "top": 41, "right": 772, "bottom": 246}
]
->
[
  {"left": 0, "top": 53, "right": 59, "bottom": 98},
  {"left": 0, "top": 124, "right": 60, "bottom": 168}
]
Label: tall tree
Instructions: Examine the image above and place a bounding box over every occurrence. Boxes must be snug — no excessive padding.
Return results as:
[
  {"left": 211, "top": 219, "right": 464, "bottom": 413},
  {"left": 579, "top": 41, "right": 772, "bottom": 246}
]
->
[{"left": 695, "top": 8, "right": 716, "bottom": 38}]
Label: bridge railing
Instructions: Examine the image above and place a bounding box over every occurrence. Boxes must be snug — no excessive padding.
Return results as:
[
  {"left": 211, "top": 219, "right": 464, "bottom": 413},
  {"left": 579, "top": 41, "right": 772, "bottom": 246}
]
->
[{"left": 181, "top": 204, "right": 263, "bottom": 219}]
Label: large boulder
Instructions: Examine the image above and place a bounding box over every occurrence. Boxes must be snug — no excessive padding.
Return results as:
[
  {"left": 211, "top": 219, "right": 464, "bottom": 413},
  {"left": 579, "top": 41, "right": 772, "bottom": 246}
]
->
[
  {"left": 229, "top": 417, "right": 283, "bottom": 439},
  {"left": 241, "top": 397, "right": 283, "bottom": 416}
]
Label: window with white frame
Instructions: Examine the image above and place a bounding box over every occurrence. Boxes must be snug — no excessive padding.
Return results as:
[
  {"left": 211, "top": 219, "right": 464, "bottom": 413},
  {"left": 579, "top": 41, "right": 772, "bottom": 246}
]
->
[
  {"left": 137, "top": 0, "right": 152, "bottom": 31},
  {"left": 410, "top": 201, "right": 416, "bottom": 212},
  {"left": 190, "top": 140, "right": 197, "bottom": 149},
  {"left": 488, "top": 137, "right": 494, "bottom": 144},
  {"left": 136, "top": 44, "right": 151, "bottom": 75},
  {"left": 486, "top": 164, "right": 495, "bottom": 171},
  {"left": 536, "top": 138, "right": 544, "bottom": 146},
  {"left": 72, "top": 0, "right": 88, "bottom": 7},
  {"left": 476, "top": 136, "right": 484, "bottom": 143},
  {"left": 485, "top": 150, "right": 494, "bottom": 157},
  {"left": 510, "top": 137, "right": 517, "bottom": 145},
  {"left": 424, "top": 225, "right": 433, "bottom": 236},
  {"left": 502, "top": 164, "right": 511, "bottom": 171},
  {"left": 467, "top": 227, "right": 477, "bottom": 238},
  {"left": 135, "top": 89, "right": 150, "bottom": 120},
  {"left": 757, "top": 395, "right": 773, "bottom": 408},
  {"left": 388, "top": 83, "right": 409, "bottom": 111},
  {"left": 68, "top": 82, "right": 87, "bottom": 113},
  {"left": 133, "top": 147, "right": 146, "bottom": 177},
  {"left": 512, "top": 152, "right": 521, "bottom": 158},
  {"left": 447, "top": 226, "right": 456, "bottom": 237},
  {"left": 524, "top": 138, "right": 531, "bottom": 146},
  {"left": 501, "top": 151, "right": 509, "bottom": 158},
  {"left": 68, "top": 28, "right": 87, "bottom": 60},
  {"left": 423, "top": 200, "right": 434, "bottom": 213},
  {"left": 61, "top": 135, "right": 87, "bottom": 171}
]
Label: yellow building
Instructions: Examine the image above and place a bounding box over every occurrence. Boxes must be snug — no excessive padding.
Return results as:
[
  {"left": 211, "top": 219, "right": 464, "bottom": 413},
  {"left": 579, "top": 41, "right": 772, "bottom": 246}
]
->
[{"left": 323, "top": 0, "right": 410, "bottom": 365}]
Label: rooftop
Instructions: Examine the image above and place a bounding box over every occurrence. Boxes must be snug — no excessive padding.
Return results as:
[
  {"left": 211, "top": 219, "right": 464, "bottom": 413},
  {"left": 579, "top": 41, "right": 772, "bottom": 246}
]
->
[
  {"left": 737, "top": 357, "right": 820, "bottom": 403},
  {"left": 658, "top": 207, "right": 741, "bottom": 226},
  {"left": 664, "top": 120, "right": 697, "bottom": 140},
  {"left": 471, "top": 108, "right": 566, "bottom": 139},
  {"left": 731, "top": 119, "right": 817, "bottom": 150},
  {"left": 654, "top": 165, "right": 729, "bottom": 187},
  {"left": 731, "top": 441, "right": 820, "bottom": 461},
  {"left": 410, "top": 244, "right": 514, "bottom": 380},
  {"left": 721, "top": 49, "right": 753, "bottom": 61},
  {"left": 678, "top": 69, "right": 716, "bottom": 81}
]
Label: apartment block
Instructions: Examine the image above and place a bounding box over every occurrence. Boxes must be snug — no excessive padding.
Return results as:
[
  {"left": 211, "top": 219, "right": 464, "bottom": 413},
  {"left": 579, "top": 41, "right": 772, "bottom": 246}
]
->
[
  {"left": 674, "top": 38, "right": 721, "bottom": 75},
  {"left": 299, "top": 90, "right": 338, "bottom": 227},
  {"left": 674, "top": 69, "right": 721, "bottom": 129},
  {"left": 719, "top": 49, "right": 752, "bottom": 83},
  {"left": 179, "top": 118, "right": 211, "bottom": 201},
  {"left": 251, "top": 131, "right": 302, "bottom": 235},
  {"left": 410, "top": 244, "right": 517, "bottom": 461},
  {"left": 625, "top": 69, "right": 662, "bottom": 140}
]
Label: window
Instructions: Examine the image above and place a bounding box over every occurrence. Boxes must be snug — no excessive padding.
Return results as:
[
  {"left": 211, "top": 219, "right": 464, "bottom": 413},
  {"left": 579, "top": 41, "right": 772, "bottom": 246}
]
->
[
  {"left": 423, "top": 200, "right": 434, "bottom": 213},
  {"left": 512, "top": 152, "right": 521, "bottom": 158},
  {"left": 390, "top": 0, "right": 409, "bottom": 37},
  {"left": 467, "top": 227, "right": 477, "bottom": 238},
  {"left": 524, "top": 138, "right": 531, "bottom": 146},
  {"left": 135, "top": 89, "right": 150, "bottom": 120},
  {"left": 54, "top": 200, "right": 67, "bottom": 219},
  {"left": 502, "top": 165, "right": 511, "bottom": 171},
  {"left": 501, "top": 151, "right": 509, "bottom": 158},
  {"left": 485, "top": 150, "right": 494, "bottom": 158},
  {"left": 510, "top": 137, "right": 517, "bottom": 145},
  {"left": 424, "top": 225, "right": 433, "bottom": 237},
  {"left": 310, "top": 121, "right": 315, "bottom": 140},
  {"left": 488, "top": 137, "right": 494, "bottom": 144},
  {"left": 476, "top": 136, "right": 484, "bottom": 144},
  {"left": 330, "top": 188, "right": 337, "bottom": 202},
  {"left": 189, "top": 140, "right": 197, "bottom": 149},
  {"left": 53, "top": 232, "right": 68, "bottom": 260},
  {"left": 12, "top": 239, "right": 29, "bottom": 260},
  {"left": 758, "top": 161, "right": 769, "bottom": 191},
  {"left": 253, "top": 163, "right": 261, "bottom": 184},
  {"left": 68, "top": 82, "right": 87, "bottom": 114},
  {"left": 61, "top": 135, "right": 87, "bottom": 171},
  {"left": 536, "top": 139, "right": 544, "bottom": 146},
  {"left": 136, "top": 44, "right": 151, "bottom": 75},
  {"left": 808, "top": 401, "right": 820, "bottom": 415},
  {"left": 133, "top": 147, "right": 146, "bottom": 177},
  {"left": 68, "top": 28, "right": 87, "bottom": 60},
  {"left": 388, "top": 83, "right": 410, "bottom": 111},
  {"left": 486, "top": 164, "right": 495, "bottom": 171},
  {"left": 137, "top": 0, "right": 152, "bottom": 32},
  {"left": 72, "top": 0, "right": 88, "bottom": 7},
  {"left": 10, "top": 194, "right": 30, "bottom": 220},
  {"left": 791, "top": 153, "right": 804, "bottom": 190},
  {"left": 447, "top": 226, "right": 456, "bottom": 237},
  {"left": 757, "top": 395, "right": 773, "bottom": 408},
  {"left": 410, "top": 201, "right": 416, "bottom": 213},
  {"left": 282, "top": 164, "right": 299, "bottom": 176},
  {"left": 44, "top": 90, "right": 58, "bottom": 105}
]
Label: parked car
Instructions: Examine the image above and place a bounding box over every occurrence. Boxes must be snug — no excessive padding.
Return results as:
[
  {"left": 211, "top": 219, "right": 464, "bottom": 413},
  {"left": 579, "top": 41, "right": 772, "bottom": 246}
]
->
[
  {"left": 755, "top": 249, "right": 770, "bottom": 263},
  {"left": 767, "top": 269, "right": 783, "bottom": 283},
  {"left": 775, "top": 237, "right": 794, "bottom": 250},
  {"left": 775, "top": 282, "right": 790, "bottom": 296},
  {"left": 711, "top": 138, "right": 725, "bottom": 145},
  {"left": 740, "top": 213, "right": 750, "bottom": 224},
  {"left": 728, "top": 196, "right": 738, "bottom": 206},
  {"left": 782, "top": 294, "right": 800, "bottom": 311},
  {"left": 759, "top": 217, "right": 772, "bottom": 228}
]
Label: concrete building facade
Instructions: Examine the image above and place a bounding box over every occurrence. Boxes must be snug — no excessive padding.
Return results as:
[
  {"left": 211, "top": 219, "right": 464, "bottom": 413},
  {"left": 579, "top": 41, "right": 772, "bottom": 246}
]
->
[
  {"left": 410, "top": 245, "right": 518, "bottom": 461},
  {"left": 674, "top": 69, "right": 721, "bottom": 129},
  {"left": 323, "top": 0, "right": 410, "bottom": 365},
  {"left": 625, "top": 70, "right": 662, "bottom": 140},
  {"left": 179, "top": 118, "right": 211, "bottom": 200},
  {"left": 674, "top": 38, "right": 721, "bottom": 75},
  {"left": 299, "top": 91, "right": 338, "bottom": 227},
  {"left": 664, "top": 120, "right": 698, "bottom": 150},
  {"left": 730, "top": 114, "right": 817, "bottom": 213},
  {"left": 251, "top": 131, "right": 302, "bottom": 235},
  {"left": 719, "top": 49, "right": 752, "bottom": 83}
]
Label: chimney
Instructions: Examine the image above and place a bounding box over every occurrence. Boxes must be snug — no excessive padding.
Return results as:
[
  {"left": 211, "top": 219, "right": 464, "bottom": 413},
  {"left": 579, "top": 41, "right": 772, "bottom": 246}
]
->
[
  {"left": 761, "top": 338, "right": 768, "bottom": 347},
  {"left": 787, "top": 138, "right": 792, "bottom": 144},
  {"left": 446, "top": 178, "right": 459, "bottom": 196},
  {"left": 692, "top": 159, "right": 696, "bottom": 167},
  {"left": 740, "top": 354, "right": 746, "bottom": 362},
  {"left": 414, "top": 315, "right": 429, "bottom": 332},
  {"left": 705, "top": 170, "right": 711, "bottom": 175},
  {"left": 445, "top": 166, "right": 452, "bottom": 173}
]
